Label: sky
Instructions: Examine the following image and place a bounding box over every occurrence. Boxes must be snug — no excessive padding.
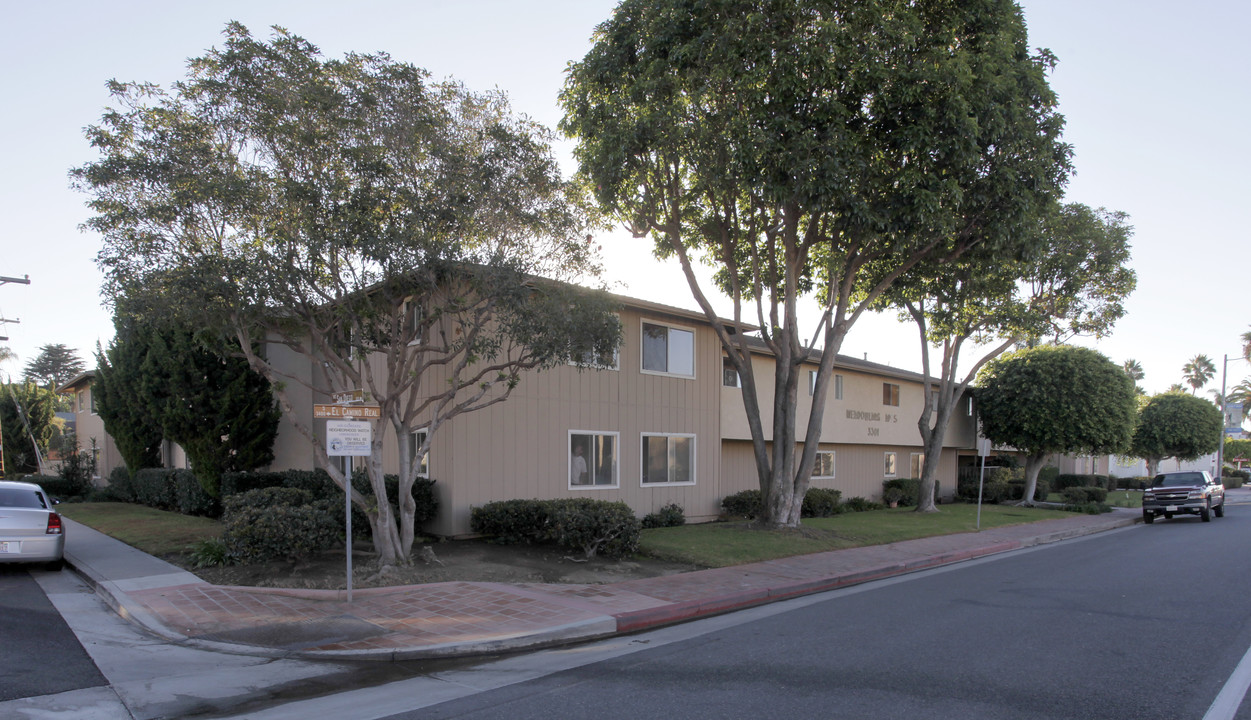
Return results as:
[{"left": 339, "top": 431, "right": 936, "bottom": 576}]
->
[{"left": 1, "top": 0, "right": 1248, "bottom": 399}]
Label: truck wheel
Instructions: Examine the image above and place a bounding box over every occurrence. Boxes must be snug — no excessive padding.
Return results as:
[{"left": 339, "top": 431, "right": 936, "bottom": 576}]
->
[
  {"left": 1215, "top": 503, "right": 1225, "bottom": 518},
  {"left": 1143, "top": 510, "right": 1154, "bottom": 524},
  {"left": 1201, "top": 502, "right": 1211, "bottom": 522},
  {"left": 1164, "top": 512, "right": 1173, "bottom": 519}
]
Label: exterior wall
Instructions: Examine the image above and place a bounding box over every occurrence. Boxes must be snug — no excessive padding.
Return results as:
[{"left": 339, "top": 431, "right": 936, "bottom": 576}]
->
[
  {"left": 421, "top": 306, "right": 725, "bottom": 536},
  {"left": 63, "top": 379, "right": 124, "bottom": 482},
  {"left": 720, "top": 440, "right": 960, "bottom": 503}
]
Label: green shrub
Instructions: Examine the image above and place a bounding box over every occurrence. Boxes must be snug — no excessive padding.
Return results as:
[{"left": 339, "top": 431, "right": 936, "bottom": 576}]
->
[
  {"left": 1065, "top": 501, "right": 1111, "bottom": 515},
  {"left": 802, "top": 488, "right": 842, "bottom": 517},
  {"left": 23, "top": 474, "right": 79, "bottom": 499},
  {"left": 546, "top": 499, "right": 640, "bottom": 558},
  {"left": 641, "top": 503, "right": 686, "bottom": 528},
  {"left": 222, "top": 487, "right": 339, "bottom": 563},
  {"left": 220, "top": 470, "right": 289, "bottom": 498},
  {"left": 131, "top": 469, "right": 178, "bottom": 510},
  {"left": 721, "top": 489, "right": 763, "bottom": 519},
  {"left": 55, "top": 448, "right": 96, "bottom": 497},
  {"left": 1062, "top": 486, "right": 1108, "bottom": 504},
  {"left": 882, "top": 478, "right": 940, "bottom": 507},
  {"left": 843, "top": 496, "right": 882, "bottom": 512},
  {"left": 1221, "top": 469, "right": 1248, "bottom": 488},
  {"left": 172, "top": 469, "right": 220, "bottom": 517},
  {"left": 471, "top": 499, "right": 553, "bottom": 544},
  {"left": 188, "top": 538, "right": 233, "bottom": 568},
  {"left": 1054, "top": 474, "right": 1112, "bottom": 493},
  {"left": 470, "top": 498, "right": 641, "bottom": 558}
]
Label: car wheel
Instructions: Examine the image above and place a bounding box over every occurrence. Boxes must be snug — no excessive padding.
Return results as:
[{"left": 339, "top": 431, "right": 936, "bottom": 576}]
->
[
  {"left": 1164, "top": 512, "right": 1173, "bottom": 520},
  {"left": 1201, "top": 502, "right": 1212, "bottom": 522},
  {"left": 1143, "top": 510, "right": 1155, "bottom": 524},
  {"left": 1215, "top": 503, "right": 1225, "bottom": 518}
]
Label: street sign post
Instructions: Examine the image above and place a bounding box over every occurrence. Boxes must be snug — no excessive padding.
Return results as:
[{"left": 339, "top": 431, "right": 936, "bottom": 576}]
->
[{"left": 318, "top": 398, "right": 378, "bottom": 603}]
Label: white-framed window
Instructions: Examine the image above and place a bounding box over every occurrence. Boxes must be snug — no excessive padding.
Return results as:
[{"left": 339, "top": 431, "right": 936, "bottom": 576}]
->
[
  {"left": 723, "top": 357, "right": 740, "bottom": 387},
  {"left": 407, "top": 428, "right": 429, "bottom": 478},
  {"left": 641, "top": 433, "right": 696, "bottom": 486},
  {"left": 884, "top": 452, "right": 898, "bottom": 478},
  {"left": 77, "top": 390, "right": 86, "bottom": 413},
  {"left": 89, "top": 390, "right": 98, "bottom": 415},
  {"left": 834, "top": 374, "right": 844, "bottom": 400},
  {"left": 910, "top": 452, "right": 925, "bottom": 479},
  {"left": 641, "top": 321, "right": 695, "bottom": 378},
  {"left": 967, "top": 395, "right": 973, "bottom": 415},
  {"left": 814, "top": 450, "right": 836, "bottom": 479},
  {"left": 407, "top": 302, "right": 424, "bottom": 346},
  {"left": 570, "top": 431, "right": 619, "bottom": 488},
  {"left": 571, "top": 344, "right": 620, "bottom": 370},
  {"left": 883, "top": 383, "right": 900, "bottom": 407}
]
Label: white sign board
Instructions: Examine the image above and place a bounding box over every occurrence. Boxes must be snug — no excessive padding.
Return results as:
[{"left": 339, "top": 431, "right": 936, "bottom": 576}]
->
[{"left": 327, "top": 420, "right": 372, "bottom": 456}]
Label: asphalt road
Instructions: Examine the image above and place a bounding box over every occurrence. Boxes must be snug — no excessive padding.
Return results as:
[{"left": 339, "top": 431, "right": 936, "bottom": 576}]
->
[
  {"left": 371, "top": 509, "right": 1251, "bottom": 720},
  {"left": 0, "top": 566, "right": 107, "bottom": 702}
]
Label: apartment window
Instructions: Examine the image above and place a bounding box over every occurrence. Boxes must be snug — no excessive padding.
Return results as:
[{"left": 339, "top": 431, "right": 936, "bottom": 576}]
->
[
  {"left": 884, "top": 452, "right": 898, "bottom": 478},
  {"left": 814, "top": 451, "right": 836, "bottom": 479},
  {"left": 967, "top": 396, "right": 973, "bottom": 415},
  {"left": 883, "top": 383, "right": 900, "bottom": 407},
  {"left": 910, "top": 453, "right": 925, "bottom": 479},
  {"left": 77, "top": 390, "right": 86, "bottom": 413},
  {"left": 641, "top": 321, "right": 694, "bottom": 377},
  {"left": 723, "top": 357, "right": 740, "bottom": 387},
  {"left": 90, "top": 390, "right": 98, "bottom": 415},
  {"left": 834, "top": 374, "right": 844, "bottom": 400},
  {"left": 407, "top": 429, "right": 429, "bottom": 478},
  {"left": 641, "top": 433, "right": 695, "bottom": 485},
  {"left": 407, "top": 302, "right": 424, "bottom": 346},
  {"left": 572, "top": 343, "right": 620, "bottom": 370},
  {"left": 808, "top": 370, "right": 817, "bottom": 396},
  {"left": 570, "top": 431, "right": 619, "bottom": 488}
]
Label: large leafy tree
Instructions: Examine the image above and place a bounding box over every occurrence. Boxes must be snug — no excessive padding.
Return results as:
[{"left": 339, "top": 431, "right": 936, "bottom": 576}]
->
[
  {"left": 1130, "top": 392, "right": 1221, "bottom": 477},
  {"left": 883, "top": 202, "right": 1134, "bottom": 512},
  {"left": 1182, "top": 354, "right": 1216, "bottom": 395},
  {"left": 977, "top": 345, "right": 1137, "bottom": 503},
  {"left": 561, "top": 0, "right": 1069, "bottom": 527},
  {"left": 24, "top": 343, "right": 87, "bottom": 396},
  {"left": 76, "top": 25, "right": 619, "bottom": 566},
  {"left": 0, "top": 382, "right": 56, "bottom": 475},
  {"left": 95, "top": 323, "right": 164, "bottom": 473}
]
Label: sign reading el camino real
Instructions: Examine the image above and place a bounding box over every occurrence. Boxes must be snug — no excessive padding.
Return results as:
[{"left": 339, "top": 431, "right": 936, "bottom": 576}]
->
[{"left": 313, "top": 404, "right": 381, "bottom": 420}]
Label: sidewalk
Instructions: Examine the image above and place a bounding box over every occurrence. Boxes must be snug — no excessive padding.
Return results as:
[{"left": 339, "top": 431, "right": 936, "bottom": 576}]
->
[{"left": 63, "top": 506, "right": 1149, "bottom": 662}]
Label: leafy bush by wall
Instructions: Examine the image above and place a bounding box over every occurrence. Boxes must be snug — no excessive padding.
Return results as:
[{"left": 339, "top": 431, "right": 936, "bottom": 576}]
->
[
  {"left": 470, "top": 498, "right": 641, "bottom": 558},
  {"left": 802, "top": 488, "right": 842, "bottom": 517},
  {"left": 641, "top": 503, "right": 686, "bottom": 528},
  {"left": 221, "top": 487, "right": 338, "bottom": 563}
]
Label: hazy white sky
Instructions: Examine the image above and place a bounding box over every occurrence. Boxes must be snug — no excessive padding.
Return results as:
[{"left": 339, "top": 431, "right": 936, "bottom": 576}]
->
[{"left": 1, "top": 0, "right": 1247, "bottom": 399}]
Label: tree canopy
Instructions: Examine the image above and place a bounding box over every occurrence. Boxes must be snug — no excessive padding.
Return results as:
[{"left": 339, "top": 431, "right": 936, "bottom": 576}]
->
[
  {"left": 75, "top": 24, "right": 619, "bottom": 565},
  {"left": 561, "top": 0, "right": 1070, "bottom": 526},
  {"left": 23, "top": 344, "right": 87, "bottom": 391},
  {"left": 1130, "top": 392, "right": 1221, "bottom": 477},
  {"left": 881, "top": 202, "right": 1134, "bottom": 511},
  {"left": 977, "top": 345, "right": 1137, "bottom": 502},
  {"left": 95, "top": 324, "right": 164, "bottom": 473},
  {"left": 0, "top": 382, "right": 56, "bottom": 475}
]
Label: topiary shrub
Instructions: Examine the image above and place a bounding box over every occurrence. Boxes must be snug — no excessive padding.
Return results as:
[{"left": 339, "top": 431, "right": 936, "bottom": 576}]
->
[
  {"left": 221, "top": 487, "right": 339, "bottom": 564},
  {"left": 546, "top": 499, "right": 641, "bottom": 558},
  {"left": 721, "top": 489, "right": 763, "bottom": 519},
  {"left": 802, "top": 488, "right": 842, "bottom": 517},
  {"left": 641, "top": 503, "right": 686, "bottom": 528}
]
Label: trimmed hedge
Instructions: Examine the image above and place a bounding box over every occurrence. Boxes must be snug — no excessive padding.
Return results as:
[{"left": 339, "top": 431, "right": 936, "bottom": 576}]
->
[
  {"left": 470, "top": 498, "right": 641, "bottom": 558},
  {"left": 802, "top": 488, "right": 842, "bottom": 517},
  {"left": 19, "top": 474, "right": 85, "bottom": 499},
  {"left": 1062, "top": 486, "right": 1108, "bottom": 504},
  {"left": 719, "top": 488, "right": 843, "bottom": 519},
  {"left": 721, "top": 490, "right": 763, "bottom": 519}
]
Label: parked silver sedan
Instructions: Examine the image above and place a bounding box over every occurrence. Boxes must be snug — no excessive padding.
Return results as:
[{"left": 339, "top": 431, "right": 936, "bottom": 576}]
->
[{"left": 0, "top": 480, "right": 65, "bottom": 570}]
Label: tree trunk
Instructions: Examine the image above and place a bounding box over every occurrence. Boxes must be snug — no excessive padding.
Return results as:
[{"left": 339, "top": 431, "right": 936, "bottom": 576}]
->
[{"left": 1020, "top": 452, "right": 1047, "bottom": 506}]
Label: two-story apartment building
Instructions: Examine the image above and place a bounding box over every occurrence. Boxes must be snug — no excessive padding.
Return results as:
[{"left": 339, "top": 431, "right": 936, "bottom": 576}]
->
[{"left": 60, "top": 292, "right": 979, "bottom": 537}]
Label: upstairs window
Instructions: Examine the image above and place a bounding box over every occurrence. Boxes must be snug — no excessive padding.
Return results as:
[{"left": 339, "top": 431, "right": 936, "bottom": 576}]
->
[
  {"left": 723, "top": 357, "right": 740, "bottom": 387},
  {"left": 883, "top": 383, "right": 900, "bottom": 407},
  {"left": 834, "top": 374, "right": 844, "bottom": 400},
  {"left": 407, "top": 429, "right": 429, "bottom": 478},
  {"left": 642, "top": 321, "right": 694, "bottom": 378}
]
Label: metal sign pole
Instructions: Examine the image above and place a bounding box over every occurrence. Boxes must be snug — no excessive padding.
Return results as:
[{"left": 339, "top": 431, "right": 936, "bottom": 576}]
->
[{"left": 346, "top": 471, "right": 353, "bottom": 603}]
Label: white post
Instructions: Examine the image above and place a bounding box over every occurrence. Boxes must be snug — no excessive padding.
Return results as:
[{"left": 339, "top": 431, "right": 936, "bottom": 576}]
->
[{"left": 1217, "top": 354, "right": 1228, "bottom": 483}]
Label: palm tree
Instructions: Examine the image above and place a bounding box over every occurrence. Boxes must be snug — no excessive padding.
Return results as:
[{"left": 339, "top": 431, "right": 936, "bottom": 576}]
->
[
  {"left": 1229, "top": 379, "right": 1251, "bottom": 410},
  {"left": 1122, "top": 358, "right": 1144, "bottom": 381},
  {"left": 1242, "top": 327, "right": 1251, "bottom": 362},
  {"left": 1182, "top": 354, "right": 1216, "bottom": 395},
  {"left": 1167, "top": 383, "right": 1188, "bottom": 394}
]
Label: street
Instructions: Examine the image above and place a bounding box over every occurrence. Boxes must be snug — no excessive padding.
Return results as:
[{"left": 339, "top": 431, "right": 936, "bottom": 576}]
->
[
  {"left": 244, "top": 509, "right": 1251, "bottom": 720},
  {"left": 4, "top": 506, "right": 1251, "bottom": 719}
]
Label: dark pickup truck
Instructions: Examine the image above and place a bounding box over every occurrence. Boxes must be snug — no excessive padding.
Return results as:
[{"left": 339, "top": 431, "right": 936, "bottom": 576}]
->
[{"left": 1142, "top": 471, "right": 1225, "bottom": 523}]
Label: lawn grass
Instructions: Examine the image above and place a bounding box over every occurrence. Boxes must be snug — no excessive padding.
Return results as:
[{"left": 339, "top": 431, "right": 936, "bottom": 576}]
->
[
  {"left": 640, "top": 502, "right": 1077, "bottom": 568},
  {"left": 58, "top": 502, "right": 222, "bottom": 557}
]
